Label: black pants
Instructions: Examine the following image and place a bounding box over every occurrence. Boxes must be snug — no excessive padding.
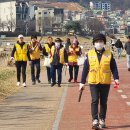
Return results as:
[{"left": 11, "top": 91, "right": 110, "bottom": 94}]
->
[
  {"left": 31, "top": 59, "right": 40, "bottom": 82},
  {"left": 15, "top": 61, "right": 27, "bottom": 83},
  {"left": 90, "top": 84, "right": 110, "bottom": 120},
  {"left": 69, "top": 65, "right": 79, "bottom": 80},
  {"left": 46, "top": 67, "right": 51, "bottom": 82}
]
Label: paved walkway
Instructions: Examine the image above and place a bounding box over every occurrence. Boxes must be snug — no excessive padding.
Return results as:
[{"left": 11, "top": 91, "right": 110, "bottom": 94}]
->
[
  {"left": 0, "top": 68, "right": 68, "bottom": 130},
  {"left": 0, "top": 59, "right": 130, "bottom": 130}
]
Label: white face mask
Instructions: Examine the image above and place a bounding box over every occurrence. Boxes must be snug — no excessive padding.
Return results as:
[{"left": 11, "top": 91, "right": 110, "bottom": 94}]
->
[
  {"left": 55, "top": 42, "right": 60, "bottom": 48},
  {"left": 94, "top": 42, "right": 104, "bottom": 50}
]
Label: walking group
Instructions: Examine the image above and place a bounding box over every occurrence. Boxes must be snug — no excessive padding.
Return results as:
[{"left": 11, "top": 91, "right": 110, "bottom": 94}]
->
[
  {"left": 10, "top": 33, "right": 130, "bottom": 129},
  {"left": 11, "top": 34, "right": 82, "bottom": 87}
]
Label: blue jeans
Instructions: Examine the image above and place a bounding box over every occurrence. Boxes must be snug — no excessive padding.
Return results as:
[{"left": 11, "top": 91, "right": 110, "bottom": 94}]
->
[
  {"left": 116, "top": 48, "right": 121, "bottom": 58},
  {"left": 51, "top": 64, "right": 63, "bottom": 85},
  {"left": 31, "top": 59, "right": 40, "bottom": 82}
]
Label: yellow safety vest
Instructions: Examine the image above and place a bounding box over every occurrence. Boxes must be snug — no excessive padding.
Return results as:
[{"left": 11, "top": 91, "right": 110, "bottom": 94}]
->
[
  {"left": 68, "top": 46, "right": 80, "bottom": 62},
  {"left": 29, "top": 42, "right": 40, "bottom": 60},
  {"left": 14, "top": 43, "right": 28, "bottom": 61},
  {"left": 50, "top": 46, "right": 64, "bottom": 64},
  {"left": 88, "top": 49, "right": 112, "bottom": 84},
  {"left": 44, "top": 43, "right": 51, "bottom": 53}
]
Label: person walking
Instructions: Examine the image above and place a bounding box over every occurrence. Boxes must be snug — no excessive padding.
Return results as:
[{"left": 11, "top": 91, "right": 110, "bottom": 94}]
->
[
  {"left": 125, "top": 35, "right": 130, "bottom": 71},
  {"left": 64, "top": 38, "right": 71, "bottom": 52},
  {"left": 79, "top": 34, "right": 119, "bottom": 129},
  {"left": 43, "top": 36, "right": 55, "bottom": 84},
  {"left": 115, "top": 39, "right": 124, "bottom": 58},
  {"left": 50, "top": 38, "right": 67, "bottom": 87},
  {"left": 68, "top": 38, "right": 82, "bottom": 83},
  {"left": 28, "top": 35, "right": 43, "bottom": 85},
  {"left": 11, "top": 34, "right": 30, "bottom": 87}
]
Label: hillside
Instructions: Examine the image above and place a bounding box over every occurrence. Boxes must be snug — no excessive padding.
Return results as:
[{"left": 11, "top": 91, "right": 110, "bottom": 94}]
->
[{"left": 48, "top": 0, "right": 130, "bottom": 10}]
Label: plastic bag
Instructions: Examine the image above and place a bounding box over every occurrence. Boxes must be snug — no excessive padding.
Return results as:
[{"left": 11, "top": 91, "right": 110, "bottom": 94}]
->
[
  {"left": 77, "top": 56, "right": 85, "bottom": 66},
  {"left": 43, "top": 57, "right": 50, "bottom": 67}
]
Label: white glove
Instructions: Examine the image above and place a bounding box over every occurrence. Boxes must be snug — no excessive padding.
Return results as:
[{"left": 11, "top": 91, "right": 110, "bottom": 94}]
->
[
  {"left": 114, "top": 79, "right": 119, "bottom": 89},
  {"left": 10, "top": 57, "right": 14, "bottom": 60},
  {"left": 79, "top": 83, "right": 85, "bottom": 91},
  {"left": 64, "top": 63, "right": 68, "bottom": 66},
  {"left": 115, "top": 79, "right": 119, "bottom": 84}
]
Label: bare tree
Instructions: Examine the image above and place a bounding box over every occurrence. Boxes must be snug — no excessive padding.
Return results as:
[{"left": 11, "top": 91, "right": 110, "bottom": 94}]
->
[{"left": 81, "top": 17, "right": 105, "bottom": 34}]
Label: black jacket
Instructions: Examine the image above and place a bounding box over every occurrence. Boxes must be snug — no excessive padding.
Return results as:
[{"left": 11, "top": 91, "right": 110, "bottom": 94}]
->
[
  {"left": 115, "top": 40, "right": 123, "bottom": 49},
  {"left": 125, "top": 42, "right": 130, "bottom": 55}
]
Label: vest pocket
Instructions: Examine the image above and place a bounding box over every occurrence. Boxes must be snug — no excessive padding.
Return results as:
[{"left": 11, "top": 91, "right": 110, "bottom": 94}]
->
[{"left": 88, "top": 69, "right": 96, "bottom": 83}]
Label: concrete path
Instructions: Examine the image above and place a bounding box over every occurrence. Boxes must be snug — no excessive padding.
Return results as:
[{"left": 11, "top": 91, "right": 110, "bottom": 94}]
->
[{"left": 0, "top": 68, "right": 68, "bottom": 130}]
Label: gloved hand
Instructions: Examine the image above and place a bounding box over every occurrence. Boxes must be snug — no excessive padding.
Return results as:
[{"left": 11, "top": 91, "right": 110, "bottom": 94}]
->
[
  {"left": 114, "top": 79, "right": 119, "bottom": 88},
  {"left": 79, "top": 83, "right": 85, "bottom": 91},
  {"left": 64, "top": 63, "right": 68, "bottom": 66},
  {"left": 10, "top": 57, "right": 14, "bottom": 60}
]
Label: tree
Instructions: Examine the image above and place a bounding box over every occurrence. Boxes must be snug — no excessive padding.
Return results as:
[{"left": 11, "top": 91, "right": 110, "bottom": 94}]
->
[
  {"left": 64, "top": 21, "right": 82, "bottom": 34},
  {"left": 64, "top": 23, "right": 72, "bottom": 34}
]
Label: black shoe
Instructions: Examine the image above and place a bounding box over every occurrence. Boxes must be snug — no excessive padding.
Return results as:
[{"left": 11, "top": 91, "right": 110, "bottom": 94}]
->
[
  {"left": 51, "top": 82, "right": 56, "bottom": 87},
  {"left": 128, "top": 68, "right": 130, "bottom": 71},
  {"left": 32, "top": 81, "right": 36, "bottom": 85},
  {"left": 36, "top": 79, "right": 41, "bottom": 83},
  {"left": 48, "top": 80, "right": 51, "bottom": 84},
  {"left": 68, "top": 78, "right": 73, "bottom": 82},
  {"left": 58, "top": 84, "right": 61, "bottom": 87}
]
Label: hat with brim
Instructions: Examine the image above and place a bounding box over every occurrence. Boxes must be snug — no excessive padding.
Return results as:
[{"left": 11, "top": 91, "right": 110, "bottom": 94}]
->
[
  {"left": 93, "top": 33, "right": 106, "bottom": 45},
  {"left": 18, "top": 34, "right": 24, "bottom": 38},
  {"left": 55, "top": 38, "right": 63, "bottom": 42}
]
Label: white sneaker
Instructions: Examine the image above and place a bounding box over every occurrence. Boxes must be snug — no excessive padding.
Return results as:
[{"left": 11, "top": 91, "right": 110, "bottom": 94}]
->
[
  {"left": 92, "top": 119, "right": 99, "bottom": 129},
  {"left": 22, "top": 82, "right": 26, "bottom": 87},
  {"left": 17, "top": 82, "right": 20, "bottom": 87},
  {"left": 99, "top": 119, "right": 106, "bottom": 128}
]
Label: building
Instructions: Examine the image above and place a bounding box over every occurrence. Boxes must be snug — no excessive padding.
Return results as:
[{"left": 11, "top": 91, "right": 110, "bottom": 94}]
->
[
  {"left": 0, "top": 0, "right": 16, "bottom": 31},
  {"left": 91, "top": 1, "right": 111, "bottom": 11},
  {"left": 0, "top": 0, "right": 35, "bottom": 32},
  {"left": 34, "top": 3, "right": 64, "bottom": 34}
]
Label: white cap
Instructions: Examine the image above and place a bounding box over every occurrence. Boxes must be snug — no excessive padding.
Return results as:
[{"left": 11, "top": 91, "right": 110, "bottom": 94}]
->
[{"left": 18, "top": 34, "right": 24, "bottom": 38}]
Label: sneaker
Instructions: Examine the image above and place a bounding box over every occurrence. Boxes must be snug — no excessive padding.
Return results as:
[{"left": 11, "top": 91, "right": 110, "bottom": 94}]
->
[
  {"left": 128, "top": 68, "right": 130, "bottom": 71},
  {"left": 51, "top": 82, "right": 56, "bottom": 87},
  {"left": 48, "top": 80, "right": 51, "bottom": 84},
  {"left": 92, "top": 119, "right": 99, "bottom": 129},
  {"left": 68, "top": 78, "right": 73, "bottom": 82},
  {"left": 74, "top": 80, "right": 78, "bottom": 83},
  {"left": 32, "top": 81, "right": 36, "bottom": 85},
  {"left": 17, "top": 82, "right": 20, "bottom": 87},
  {"left": 22, "top": 82, "right": 26, "bottom": 87},
  {"left": 58, "top": 84, "right": 61, "bottom": 87},
  {"left": 99, "top": 119, "right": 106, "bottom": 128},
  {"left": 36, "top": 79, "right": 41, "bottom": 83}
]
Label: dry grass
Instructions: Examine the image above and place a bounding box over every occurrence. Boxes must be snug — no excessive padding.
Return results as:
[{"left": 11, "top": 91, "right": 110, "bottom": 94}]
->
[{"left": 0, "top": 63, "right": 17, "bottom": 101}]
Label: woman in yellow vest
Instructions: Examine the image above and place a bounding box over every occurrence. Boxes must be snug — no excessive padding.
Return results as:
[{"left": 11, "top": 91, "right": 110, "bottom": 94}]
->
[
  {"left": 79, "top": 34, "right": 119, "bottom": 129},
  {"left": 68, "top": 38, "right": 82, "bottom": 83},
  {"left": 43, "top": 36, "right": 55, "bottom": 84},
  {"left": 28, "top": 35, "right": 43, "bottom": 85},
  {"left": 11, "top": 34, "right": 30, "bottom": 87},
  {"left": 50, "top": 38, "right": 68, "bottom": 87}
]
